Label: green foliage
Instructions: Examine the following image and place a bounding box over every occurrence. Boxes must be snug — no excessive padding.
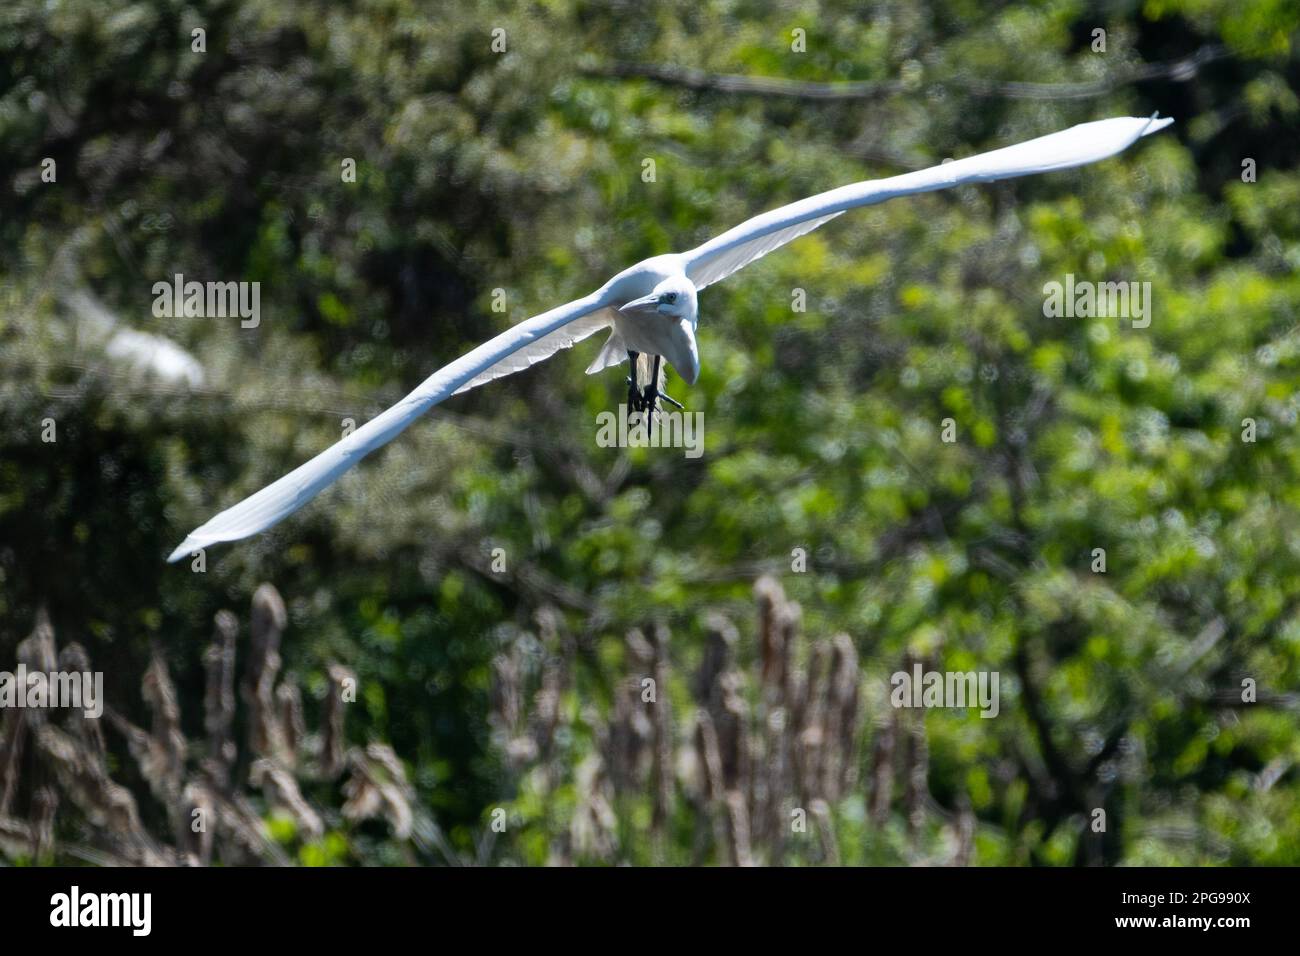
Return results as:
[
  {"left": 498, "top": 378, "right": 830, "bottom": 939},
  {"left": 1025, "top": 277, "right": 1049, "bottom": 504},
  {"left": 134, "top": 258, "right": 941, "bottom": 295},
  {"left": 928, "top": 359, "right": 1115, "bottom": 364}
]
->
[{"left": 2, "top": 0, "right": 1298, "bottom": 865}]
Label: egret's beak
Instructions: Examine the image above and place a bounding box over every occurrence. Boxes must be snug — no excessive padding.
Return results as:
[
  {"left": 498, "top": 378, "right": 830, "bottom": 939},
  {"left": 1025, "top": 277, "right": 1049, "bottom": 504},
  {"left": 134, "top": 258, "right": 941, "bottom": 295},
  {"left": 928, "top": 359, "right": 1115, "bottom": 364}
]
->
[{"left": 619, "top": 294, "right": 660, "bottom": 315}]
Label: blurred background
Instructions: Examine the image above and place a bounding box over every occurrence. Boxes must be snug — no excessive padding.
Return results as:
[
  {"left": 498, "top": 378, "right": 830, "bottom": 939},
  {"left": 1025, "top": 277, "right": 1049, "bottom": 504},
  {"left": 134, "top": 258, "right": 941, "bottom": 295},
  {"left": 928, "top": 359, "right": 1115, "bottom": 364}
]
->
[{"left": 2, "top": 0, "right": 1299, "bottom": 866}]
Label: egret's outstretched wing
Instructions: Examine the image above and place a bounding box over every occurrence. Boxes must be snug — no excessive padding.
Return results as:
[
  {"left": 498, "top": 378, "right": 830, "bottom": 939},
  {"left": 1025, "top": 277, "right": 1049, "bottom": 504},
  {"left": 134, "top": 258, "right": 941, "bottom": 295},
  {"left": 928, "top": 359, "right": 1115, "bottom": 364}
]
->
[
  {"left": 684, "top": 115, "right": 1174, "bottom": 291},
  {"left": 168, "top": 290, "right": 614, "bottom": 562}
]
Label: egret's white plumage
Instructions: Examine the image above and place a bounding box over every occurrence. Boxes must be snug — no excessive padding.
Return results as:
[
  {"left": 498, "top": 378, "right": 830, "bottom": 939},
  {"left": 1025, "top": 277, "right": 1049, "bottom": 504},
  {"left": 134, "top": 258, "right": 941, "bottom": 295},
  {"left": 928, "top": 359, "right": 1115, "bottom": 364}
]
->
[{"left": 168, "top": 115, "right": 1172, "bottom": 562}]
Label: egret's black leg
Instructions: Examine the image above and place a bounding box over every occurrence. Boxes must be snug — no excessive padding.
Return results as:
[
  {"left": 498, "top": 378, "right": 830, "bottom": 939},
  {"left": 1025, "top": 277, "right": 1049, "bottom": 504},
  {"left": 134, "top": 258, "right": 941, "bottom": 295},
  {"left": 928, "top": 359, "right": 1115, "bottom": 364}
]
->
[
  {"left": 643, "top": 355, "right": 664, "bottom": 413},
  {"left": 626, "top": 350, "right": 642, "bottom": 411},
  {"left": 642, "top": 354, "right": 685, "bottom": 411}
]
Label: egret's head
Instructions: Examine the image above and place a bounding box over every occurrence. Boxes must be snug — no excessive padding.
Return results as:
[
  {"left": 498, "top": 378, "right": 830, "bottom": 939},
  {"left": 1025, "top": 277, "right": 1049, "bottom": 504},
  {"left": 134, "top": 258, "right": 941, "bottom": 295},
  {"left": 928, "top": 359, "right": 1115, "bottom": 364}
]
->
[{"left": 619, "top": 276, "right": 697, "bottom": 321}]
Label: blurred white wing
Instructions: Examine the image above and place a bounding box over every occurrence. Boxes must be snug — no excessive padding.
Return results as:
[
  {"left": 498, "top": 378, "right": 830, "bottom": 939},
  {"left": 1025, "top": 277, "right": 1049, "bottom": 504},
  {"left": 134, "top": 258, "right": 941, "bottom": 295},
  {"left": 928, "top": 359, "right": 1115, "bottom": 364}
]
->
[
  {"left": 168, "top": 290, "right": 614, "bottom": 561},
  {"left": 685, "top": 115, "right": 1173, "bottom": 291},
  {"left": 453, "top": 308, "right": 616, "bottom": 394}
]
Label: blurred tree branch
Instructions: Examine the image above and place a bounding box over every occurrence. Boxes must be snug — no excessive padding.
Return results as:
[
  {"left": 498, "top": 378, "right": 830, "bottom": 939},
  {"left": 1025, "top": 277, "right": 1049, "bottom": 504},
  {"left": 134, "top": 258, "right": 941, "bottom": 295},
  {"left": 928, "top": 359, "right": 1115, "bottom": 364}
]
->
[{"left": 581, "top": 45, "right": 1227, "bottom": 103}]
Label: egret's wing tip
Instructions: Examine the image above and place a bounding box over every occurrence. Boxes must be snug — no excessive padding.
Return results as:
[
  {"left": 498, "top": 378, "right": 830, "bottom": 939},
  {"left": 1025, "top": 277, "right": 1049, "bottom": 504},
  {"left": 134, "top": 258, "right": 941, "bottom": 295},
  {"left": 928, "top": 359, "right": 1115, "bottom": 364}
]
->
[
  {"left": 167, "top": 538, "right": 201, "bottom": 563},
  {"left": 1141, "top": 115, "right": 1176, "bottom": 137}
]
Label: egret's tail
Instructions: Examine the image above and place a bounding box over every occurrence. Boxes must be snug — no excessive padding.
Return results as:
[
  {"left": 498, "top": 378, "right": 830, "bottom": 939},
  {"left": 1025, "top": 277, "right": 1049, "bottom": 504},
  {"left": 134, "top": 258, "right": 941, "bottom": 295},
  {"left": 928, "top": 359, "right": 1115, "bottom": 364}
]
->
[
  {"left": 634, "top": 352, "right": 666, "bottom": 397},
  {"left": 585, "top": 328, "right": 665, "bottom": 396}
]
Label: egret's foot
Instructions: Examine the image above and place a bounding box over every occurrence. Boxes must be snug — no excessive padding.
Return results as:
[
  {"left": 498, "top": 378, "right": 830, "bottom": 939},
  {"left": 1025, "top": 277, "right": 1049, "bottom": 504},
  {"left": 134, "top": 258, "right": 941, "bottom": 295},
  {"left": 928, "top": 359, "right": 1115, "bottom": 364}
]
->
[
  {"left": 641, "top": 353, "right": 683, "bottom": 413},
  {"left": 642, "top": 386, "right": 684, "bottom": 412}
]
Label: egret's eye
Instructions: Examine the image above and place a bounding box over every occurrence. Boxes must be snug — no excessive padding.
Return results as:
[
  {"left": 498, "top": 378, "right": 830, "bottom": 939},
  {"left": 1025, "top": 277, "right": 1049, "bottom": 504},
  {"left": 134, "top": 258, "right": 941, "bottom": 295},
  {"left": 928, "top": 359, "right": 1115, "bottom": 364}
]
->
[{"left": 662, "top": 292, "right": 677, "bottom": 303}]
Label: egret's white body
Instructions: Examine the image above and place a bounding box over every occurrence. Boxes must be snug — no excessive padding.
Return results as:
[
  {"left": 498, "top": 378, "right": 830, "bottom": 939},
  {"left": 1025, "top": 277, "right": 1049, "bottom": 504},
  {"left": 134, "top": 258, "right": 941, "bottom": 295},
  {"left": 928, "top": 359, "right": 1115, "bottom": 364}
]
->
[
  {"left": 168, "top": 115, "right": 1172, "bottom": 562},
  {"left": 596, "top": 254, "right": 699, "bottom": 385}
]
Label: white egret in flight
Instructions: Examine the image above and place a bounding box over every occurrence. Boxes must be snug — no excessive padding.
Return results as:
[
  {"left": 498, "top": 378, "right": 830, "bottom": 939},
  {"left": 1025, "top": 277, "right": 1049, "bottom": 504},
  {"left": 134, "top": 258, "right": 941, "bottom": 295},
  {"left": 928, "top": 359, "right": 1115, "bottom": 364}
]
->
[{"left": 168, "top": 115, "right": 1173, "bottom": 562}]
